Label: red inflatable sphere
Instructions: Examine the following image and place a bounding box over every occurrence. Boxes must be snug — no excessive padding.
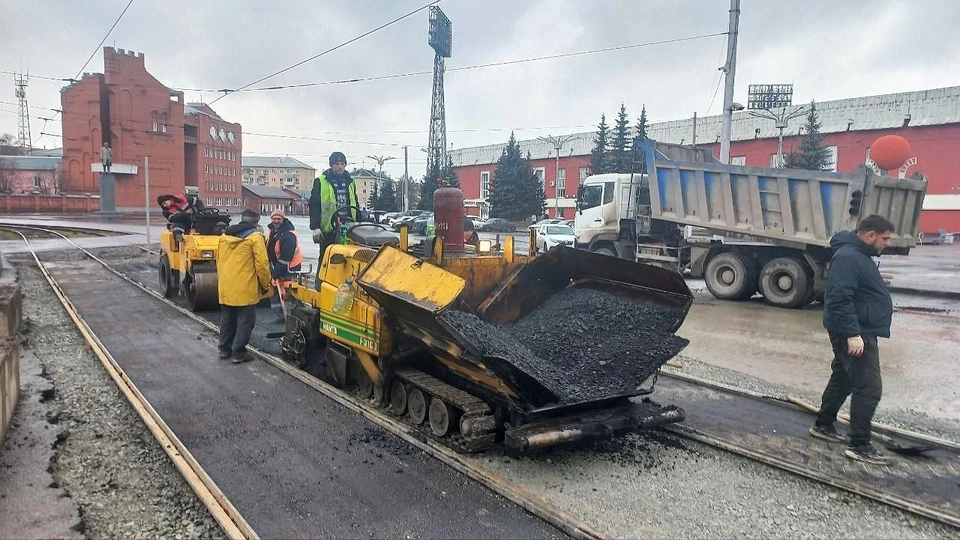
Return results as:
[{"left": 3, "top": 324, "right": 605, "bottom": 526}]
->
[{"left": 870, "top": 135, "right": 912, "bottom": 170}]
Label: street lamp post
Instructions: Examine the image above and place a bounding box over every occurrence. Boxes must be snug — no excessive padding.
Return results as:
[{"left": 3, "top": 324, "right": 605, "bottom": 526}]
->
[
  {"left": 748, "top": 106, "right": 805, "bottom": 167},
  {"left": 537, "top": 134, "right": 576, "bottom": 218}
]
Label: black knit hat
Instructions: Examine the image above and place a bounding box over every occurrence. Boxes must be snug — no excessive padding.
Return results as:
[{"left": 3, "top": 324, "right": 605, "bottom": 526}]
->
[
  {"left": 157, "top": 194, "right": 175, "bottom": 205},
  {"left": 240, "top": 208, "right": 260, "bottom": 223},
  {"left": 329, "top": 151, "right": 346, "bottom": 166}
]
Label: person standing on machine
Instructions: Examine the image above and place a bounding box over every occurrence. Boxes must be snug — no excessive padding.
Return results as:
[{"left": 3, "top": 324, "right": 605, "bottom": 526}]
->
[{"left": 309, "top": 152, "right": 359, "bottom": 282}]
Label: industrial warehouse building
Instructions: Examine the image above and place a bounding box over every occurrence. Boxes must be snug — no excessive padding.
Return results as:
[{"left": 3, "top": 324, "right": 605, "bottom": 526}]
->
[{"left": 449, "top": 86, "right": 960, "bottom": 233}]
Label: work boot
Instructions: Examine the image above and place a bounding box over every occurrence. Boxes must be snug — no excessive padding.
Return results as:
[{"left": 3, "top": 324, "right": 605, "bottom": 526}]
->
[
  {"left": 844, "top": 444, "right": 891, "bottom": 465},
  {"left": 231, "top": 350, "right": 251, "bottom": 364},
  {"left": 217, "top": 348, "right": 231, "bottom": 360},
  {"left": 809, "top": 424, "right": 847, "bottom": 444}
]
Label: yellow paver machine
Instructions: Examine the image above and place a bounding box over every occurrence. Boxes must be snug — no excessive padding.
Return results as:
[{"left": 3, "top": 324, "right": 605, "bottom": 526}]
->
[{"left": 281, "top": 195, "right": 694, "bottom": 454}]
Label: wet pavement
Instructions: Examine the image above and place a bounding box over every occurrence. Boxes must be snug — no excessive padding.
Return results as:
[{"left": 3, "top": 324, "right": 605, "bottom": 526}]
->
[{"left": 678, "top": 290, "right": 960, "bottom": 425}]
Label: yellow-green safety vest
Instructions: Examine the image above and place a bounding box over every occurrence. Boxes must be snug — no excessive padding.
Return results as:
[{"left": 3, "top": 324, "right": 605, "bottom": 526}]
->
[{"left": 318, "top": 175, "right": 358, "bottom": 233}]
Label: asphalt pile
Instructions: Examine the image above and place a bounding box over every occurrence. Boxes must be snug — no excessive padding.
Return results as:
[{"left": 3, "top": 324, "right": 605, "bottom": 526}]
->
[{"left": 439, "top": 287, "right": 689, "bottom": 404}]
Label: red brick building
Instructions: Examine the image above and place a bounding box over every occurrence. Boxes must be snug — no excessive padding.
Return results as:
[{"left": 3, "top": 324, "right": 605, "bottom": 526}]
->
[
  {"left": 241, "top": 185, "right": 298, "bottom": 216},
  {"left": 450, "top": 86, "right": 960, "bottom": 232},
  {"left": 60, "top": 47, "right": 242, "bottom": 212}
]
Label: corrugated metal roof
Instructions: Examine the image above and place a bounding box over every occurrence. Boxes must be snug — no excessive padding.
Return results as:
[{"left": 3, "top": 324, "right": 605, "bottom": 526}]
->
[
  {"left": 0, "top": 155, "right": 61, "bottom": 170},
  {"left": 30, "top": 148, "right": 64, "bottom": 157},
  {"left": 449, "top": 86, "right": 960, "bottom": 166},
  {"left": 241, "top": 184, "right": 298, "bottom": 199},
  {"left": 242, "top": 156, "right": 315, "bottom": 170}
]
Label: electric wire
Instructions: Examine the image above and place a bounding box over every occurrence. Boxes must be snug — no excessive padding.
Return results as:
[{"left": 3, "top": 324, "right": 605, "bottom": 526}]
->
[{"left": 209, "top": 0, "right": 441, "bottom": 104}]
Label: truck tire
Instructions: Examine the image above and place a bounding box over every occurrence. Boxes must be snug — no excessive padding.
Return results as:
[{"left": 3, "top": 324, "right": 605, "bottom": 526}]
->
[
  {"left": 759, "top": 258, "right": 812, "bottom": 308},
  {"left": 593, "top": 247, "right": 617, "bottom": 258},
  {"left": 704, "top": 252, "right": 758, "bottom": 301}
]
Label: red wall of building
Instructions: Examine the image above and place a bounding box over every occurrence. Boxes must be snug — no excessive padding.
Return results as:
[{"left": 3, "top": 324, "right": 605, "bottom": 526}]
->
[
  {"left": 61, "top": 74, "right": 104, "bottom": 195},
  {"left": 194, "top": 105, "right": 242, "bottom": 209},
  {"left": 456, "top": 155, "right": 591, "bottom": 218},
  {"left": 699, "top": 124, "right": 960, "bottom": 197}
]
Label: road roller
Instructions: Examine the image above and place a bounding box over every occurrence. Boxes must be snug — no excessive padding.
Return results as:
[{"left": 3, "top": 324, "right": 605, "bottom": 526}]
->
[
  {"left": 158, "top": 209, "right": 231, "bottom": 311},
  {"left": 280, "top": 189, "right": 693, "bottom": 454}
]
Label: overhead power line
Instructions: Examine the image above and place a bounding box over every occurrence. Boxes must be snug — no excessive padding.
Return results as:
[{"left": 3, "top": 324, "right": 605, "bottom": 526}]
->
[
  {"left": 73, "top": 0, "right": 137, "bottom": 80},
  {"left": 210, "top": 0, "right": 441, "bottom": 104},
  {"left": 238, "top": 31, "right": 728, "bottom": 93}
]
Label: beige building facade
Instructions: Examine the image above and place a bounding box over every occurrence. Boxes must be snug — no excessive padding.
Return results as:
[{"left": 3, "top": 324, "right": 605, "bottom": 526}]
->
[{"left": 241, "top": 156, "right": 316, "bottom": 200}]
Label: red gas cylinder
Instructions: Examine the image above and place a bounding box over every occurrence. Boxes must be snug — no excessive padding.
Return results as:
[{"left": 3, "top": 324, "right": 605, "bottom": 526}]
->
[{"left": 433, "top": 187, "right": 465, "bottom": 252}]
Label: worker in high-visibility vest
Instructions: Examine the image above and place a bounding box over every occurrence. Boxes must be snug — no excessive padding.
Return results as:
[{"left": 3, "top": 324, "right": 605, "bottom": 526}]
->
[{"left": 267, "top": 209, "right": 302, "bottom": 323}]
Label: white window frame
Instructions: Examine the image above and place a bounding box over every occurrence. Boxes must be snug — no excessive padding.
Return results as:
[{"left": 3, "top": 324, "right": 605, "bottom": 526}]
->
[
  {"left": 731, "top": 156, "right": 746, "bottom": 166},
  {"left": 480, "top": 171, "right": 490, "bottom": 200},
  {"left": 533, "top": 167, "right": 546, "bottom": 186},
  {"left": 557, "top": 168, "right": 566, "bottom": 197},
  {"left": 579, "top": 166, "right": 589, "bottom": 183}
]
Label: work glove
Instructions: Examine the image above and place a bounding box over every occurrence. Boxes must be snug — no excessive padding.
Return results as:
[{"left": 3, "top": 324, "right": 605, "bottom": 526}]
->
[
  {"left": 312, "top": 229, "right": 324, "bottom": 244},
  {"left": 847, "top": 335, "right": 864, "bottom": 357}
]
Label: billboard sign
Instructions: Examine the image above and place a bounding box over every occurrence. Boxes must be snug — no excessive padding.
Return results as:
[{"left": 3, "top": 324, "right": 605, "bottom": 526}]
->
[{"left": 747, "top": 84, "right": 793, "bottom": 110}]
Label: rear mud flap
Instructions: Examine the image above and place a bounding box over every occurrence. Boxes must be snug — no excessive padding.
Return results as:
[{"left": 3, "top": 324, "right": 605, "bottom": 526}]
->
[{"left": 504, "top": 400, "right": 685, "bottom": 455}]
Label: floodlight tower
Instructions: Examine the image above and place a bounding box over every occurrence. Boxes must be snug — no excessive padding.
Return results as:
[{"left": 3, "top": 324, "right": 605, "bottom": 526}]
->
[
  {"left": 427, "top": 6, "right": 452, "bottom": 172},
  {"left": 14, "top": 73, "right": 32, "bottom": 155}
]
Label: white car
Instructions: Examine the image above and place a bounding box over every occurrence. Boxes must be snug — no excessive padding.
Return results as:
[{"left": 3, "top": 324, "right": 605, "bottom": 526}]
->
[
  {"left": 528, "top": 218, "right": 562, "bottom": 231},
  {"left": 536, "top": 224, "right": 576, "bottom": 252}
]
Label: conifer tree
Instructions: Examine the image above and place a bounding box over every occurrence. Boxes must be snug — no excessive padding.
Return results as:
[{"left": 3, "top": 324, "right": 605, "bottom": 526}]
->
[
  {"left": 784, "top": 101, "right": 832, "bottom": 170},
  {"left": 590, "top": 114, "right": 611, "bottom": 174},
  {"left": 612, "top": 103, "right": 632, "bottom": 172}
]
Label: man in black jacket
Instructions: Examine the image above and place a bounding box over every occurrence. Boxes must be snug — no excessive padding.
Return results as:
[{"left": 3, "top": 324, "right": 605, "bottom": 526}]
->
[{"left": 810, "top": 214, "right": 896, "bottom": 465}]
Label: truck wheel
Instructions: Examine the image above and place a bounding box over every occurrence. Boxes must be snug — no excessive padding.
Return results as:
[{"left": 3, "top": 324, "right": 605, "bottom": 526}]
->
[
  {"left": 759, "top": 258, "right": 812, "bottom": 308},
  {"left": 704, "top": 252, "right": 758, "bottom": 300},
  {"left": 593, "top": 247, "right": 616, "bottom": 258}
]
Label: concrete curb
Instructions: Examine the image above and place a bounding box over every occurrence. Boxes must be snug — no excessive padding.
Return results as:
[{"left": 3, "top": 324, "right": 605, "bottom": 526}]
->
[{"left": 888, "top": 286, "right": 960, "bottom": 300}]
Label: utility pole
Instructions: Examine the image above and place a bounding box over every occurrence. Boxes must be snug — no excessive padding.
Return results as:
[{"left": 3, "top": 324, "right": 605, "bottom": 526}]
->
[
  {"left": 144, "top": 157, "right": 151, "bottom": 245},
  {"left": 719, "top": 0, "right": 741, "bottom": 164},
  {"left": 537, "top": 134, "right": 577, "bottom": 218},
  {"left": 403, "top": 145, "right": 409, "bottom": 212},
  {"left": 692, "top": 112, "right": 698, "bottom": 148}
]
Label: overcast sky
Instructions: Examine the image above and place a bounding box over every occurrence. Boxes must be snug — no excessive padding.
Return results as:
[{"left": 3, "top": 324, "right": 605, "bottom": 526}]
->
[{"left": 1, "top": 0, "right": 957, "bottom": 177}]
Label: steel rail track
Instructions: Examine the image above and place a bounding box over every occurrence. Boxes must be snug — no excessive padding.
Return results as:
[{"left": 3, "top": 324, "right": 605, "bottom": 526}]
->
[
  {"left": 7, "top": 224, "right": 959, "bottom": 531},
  {"left": 657, "top": 368, "right": 960, "bottom": 529},
  {"left": 1, "top": 226, "right": 257, "bottom": 540},
  {"left": 0, "top": 225, "right": 604, "bottom": 540}
]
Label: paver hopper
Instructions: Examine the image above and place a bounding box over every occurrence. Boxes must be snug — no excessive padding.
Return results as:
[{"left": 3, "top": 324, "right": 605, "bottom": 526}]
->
[{"left": 358, "top": 245, "right": 693, "bottom": 453}]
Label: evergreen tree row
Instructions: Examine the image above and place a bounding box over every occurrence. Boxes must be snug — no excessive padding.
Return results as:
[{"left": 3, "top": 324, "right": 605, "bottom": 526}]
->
[{"left": 590, "top": 103, "right": 649, "bottom": 175}]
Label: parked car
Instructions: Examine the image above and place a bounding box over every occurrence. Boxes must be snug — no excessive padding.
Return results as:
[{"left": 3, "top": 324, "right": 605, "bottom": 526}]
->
[
  {"left": 563, "top": 220, "right": 575, "bottom": 228},
  {"left": 536, "top": 224, "right": 576, "bottom": 252},
  {"left": 528, "top": 218, "right": 562, "bottom": 230},
  {"left": 391, "top": 215, "right": 418, "bottom": 231},
  {"left": 381, "top": 212, "right": 401, "bottom": 224},
  {"left": 478, "top": 218, "right": 516, "bottom": 233},
  {"left": 412, "top": 213, "right": 433, "bottom": 235}
]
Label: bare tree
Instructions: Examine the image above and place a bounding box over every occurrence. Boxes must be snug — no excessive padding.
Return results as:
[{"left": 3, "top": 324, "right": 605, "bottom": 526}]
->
[
  {"left": 0, "top": 157, "right": 16, "bottom": 193},
  {"left": 34, "top": 170, "right": 56, "bottom": 195}
]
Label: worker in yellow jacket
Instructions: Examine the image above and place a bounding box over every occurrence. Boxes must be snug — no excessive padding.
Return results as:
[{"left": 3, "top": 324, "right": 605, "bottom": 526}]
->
[{"left": 217, "top": 208, "right": 272, "bottom": 364}]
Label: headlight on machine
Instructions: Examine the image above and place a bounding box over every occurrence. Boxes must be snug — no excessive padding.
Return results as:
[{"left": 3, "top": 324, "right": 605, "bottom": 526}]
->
[
  {"left": 200, "top": 250, "right": 215, "bottom": 259},
  {"left": 478, "top": 239, "right": 493, "bottom": 253}
]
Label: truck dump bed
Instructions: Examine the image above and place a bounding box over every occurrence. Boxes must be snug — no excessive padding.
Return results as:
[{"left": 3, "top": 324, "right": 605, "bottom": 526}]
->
[{"left": 636, "top": 140, "right": 928, "bottom": 251}]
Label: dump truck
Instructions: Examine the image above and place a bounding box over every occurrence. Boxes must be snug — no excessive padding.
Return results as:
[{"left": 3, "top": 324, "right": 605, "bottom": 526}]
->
[
  {"left": 574, "top": 140, "right": 928, "bottom": 308},
  {"left": 280, "top": 191, "right": 692, "bottom": 454}
]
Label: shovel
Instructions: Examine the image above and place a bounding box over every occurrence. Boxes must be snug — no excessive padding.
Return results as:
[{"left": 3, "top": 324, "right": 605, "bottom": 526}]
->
[
  {"left": 265, "top": 282, "right": 290, "bottom": 340},
  {"left": 788, "top": 396, "right": 938, "bottom": 456}
]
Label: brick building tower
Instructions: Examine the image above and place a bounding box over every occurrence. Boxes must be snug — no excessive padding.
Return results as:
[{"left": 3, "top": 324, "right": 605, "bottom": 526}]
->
[{"left": 60, "top": 47, "right": 241, "bottom": 211}]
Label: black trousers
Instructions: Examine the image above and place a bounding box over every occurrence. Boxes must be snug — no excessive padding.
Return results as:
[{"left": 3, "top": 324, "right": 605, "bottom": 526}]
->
[
  {"left": 816, "top": 331, "right": 883, "bottom": 447},
  {"left": 219, "top": 304, "right": 257, "bottom": 353}
]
